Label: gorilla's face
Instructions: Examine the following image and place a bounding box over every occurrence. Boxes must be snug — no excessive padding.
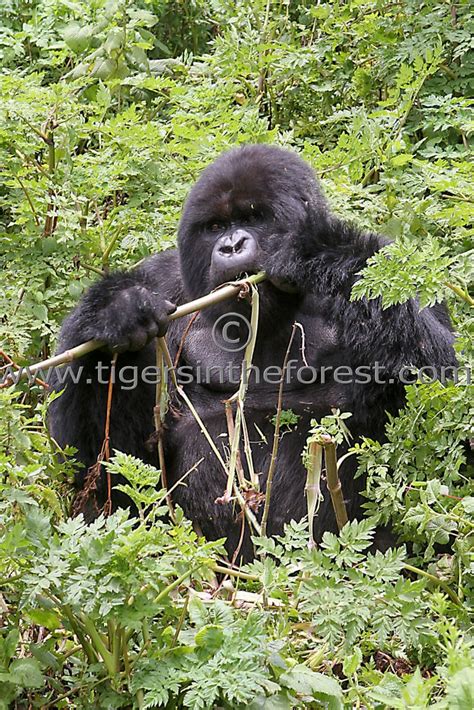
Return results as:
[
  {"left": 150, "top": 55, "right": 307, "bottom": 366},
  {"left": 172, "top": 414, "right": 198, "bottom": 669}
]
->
[
  {"left": 207, "top": 218, "right": 262, "bottom": 286},
  {"left": 177, "top": 144, "right": 329, "bottom": 301}
]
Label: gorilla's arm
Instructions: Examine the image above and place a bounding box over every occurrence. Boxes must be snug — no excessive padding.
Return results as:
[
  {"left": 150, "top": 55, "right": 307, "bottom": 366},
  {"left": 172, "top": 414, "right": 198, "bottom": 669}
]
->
[
  {"left": 56, "top": 249, "right": 181, "bottom": 352},
  {"left": 48, "top": 249, "right": 184, "bottom": 508},
  {"left": 266, "top": 218, "right": 457, "bottom": 377}
]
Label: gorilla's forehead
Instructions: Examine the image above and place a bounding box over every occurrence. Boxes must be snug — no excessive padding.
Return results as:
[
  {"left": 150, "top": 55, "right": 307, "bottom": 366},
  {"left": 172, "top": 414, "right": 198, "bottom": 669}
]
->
[
  {"left": 193, "top": 169, "right": 280, "bottom": 219},
  {"left": 205, "top": 187, "right": 266, "bottom": 221},
  {"left": 181, "top": 143, "right": 322, "bottom": 226}
]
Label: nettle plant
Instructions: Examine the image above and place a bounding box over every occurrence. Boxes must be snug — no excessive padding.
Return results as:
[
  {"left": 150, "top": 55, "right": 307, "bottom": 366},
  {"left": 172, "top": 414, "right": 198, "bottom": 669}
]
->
[
  {"left": 0, "top": 0, "right": 473, "bottom": 707},
  {"left": 0, "top": 429, "right": 471, "bottom": 709}
]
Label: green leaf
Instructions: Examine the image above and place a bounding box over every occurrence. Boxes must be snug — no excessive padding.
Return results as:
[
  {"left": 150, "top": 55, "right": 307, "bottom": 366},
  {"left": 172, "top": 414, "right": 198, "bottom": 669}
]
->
[
  {"left": 194, "top": 624, "right": 224, "bottom": 653},
  {"left": 391, "top": 153, "right": 413, "bottom": 166},
  {"left": 444, "top": 668, "right": 474, "bottom": 710},
  {"left": 26, "top": 609, "right": 61, "bottom": 631},
  {"left": 343, "top": 646, "right": 362, "bottom": 676},
  {"left": 280, "top": 665, "right": 343, "bottom": 708},
  {"left": 0, "top": 629, "right": 19, "bottom": 666},
  {"left": 8, "top": 658, "right": 44, "bottom": 689},
  {"left": 62, "top": 23, "right": 92, "bottom": 53}
]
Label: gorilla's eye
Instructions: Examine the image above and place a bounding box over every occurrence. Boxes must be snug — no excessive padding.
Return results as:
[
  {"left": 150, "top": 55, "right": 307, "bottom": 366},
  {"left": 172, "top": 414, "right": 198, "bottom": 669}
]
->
[
  {"left": 246, "top": 212, "right": 261, "bottom": 224},
  {"left": 209, "top": 223, "right": 224, "bottom": 232}
]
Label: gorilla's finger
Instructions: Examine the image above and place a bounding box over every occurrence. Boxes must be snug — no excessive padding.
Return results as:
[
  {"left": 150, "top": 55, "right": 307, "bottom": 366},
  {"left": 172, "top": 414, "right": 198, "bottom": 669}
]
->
[
  {"left": 145, "top": 321, "right": 159, "bottom": 339},
  {"left": 164, "top": 300, "right": 177, "bottom": 315},
  {"left": 128, "top": 328, "right": 149, "bottom": 352},
  {"left": 111, "top": 339, "right": 131, "bottom": 354}
]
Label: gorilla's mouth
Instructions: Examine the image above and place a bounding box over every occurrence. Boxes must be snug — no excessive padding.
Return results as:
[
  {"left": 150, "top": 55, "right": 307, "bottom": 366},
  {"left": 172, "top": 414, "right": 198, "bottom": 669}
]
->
[
  {"left": 230, "top": 269, "right": 299, "bottom": 294},
  {"left": 234, "top": 269, "right": 257, "bottom": 281},
  {"left": 210, "top": 263, "right": 259, "bottom": 288}
]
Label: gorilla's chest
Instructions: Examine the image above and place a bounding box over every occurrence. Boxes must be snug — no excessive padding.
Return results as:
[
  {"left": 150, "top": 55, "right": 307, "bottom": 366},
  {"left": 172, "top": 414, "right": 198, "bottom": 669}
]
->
[
  {"left": 174, "top": 299, "right": 348, "bottom": 394},
  {"left": 165, "top": 299, "right": 354, "bottom": 485}
]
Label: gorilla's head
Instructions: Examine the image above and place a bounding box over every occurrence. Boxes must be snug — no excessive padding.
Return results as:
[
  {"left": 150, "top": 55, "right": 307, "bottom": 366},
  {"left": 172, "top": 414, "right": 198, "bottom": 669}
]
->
[{"left": 177, "top": 144, "right": 329, "bottom": 300}]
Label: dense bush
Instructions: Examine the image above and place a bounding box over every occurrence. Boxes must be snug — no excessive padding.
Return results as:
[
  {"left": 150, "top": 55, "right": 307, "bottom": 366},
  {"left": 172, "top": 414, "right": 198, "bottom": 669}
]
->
[{"left": 0, "top": 1, "right": 472, "bottom": 707}]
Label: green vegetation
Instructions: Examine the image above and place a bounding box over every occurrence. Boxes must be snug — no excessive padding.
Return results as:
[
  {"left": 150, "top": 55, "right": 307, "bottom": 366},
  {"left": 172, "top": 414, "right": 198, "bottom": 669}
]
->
[{"left": 0, "top": 1, "right": 472, "bottom": 707}]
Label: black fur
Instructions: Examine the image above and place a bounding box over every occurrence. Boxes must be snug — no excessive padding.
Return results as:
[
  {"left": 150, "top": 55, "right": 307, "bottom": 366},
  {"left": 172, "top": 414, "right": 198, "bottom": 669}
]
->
[{"left": 49, "top": 145, "right": 457, "bottom": 559}]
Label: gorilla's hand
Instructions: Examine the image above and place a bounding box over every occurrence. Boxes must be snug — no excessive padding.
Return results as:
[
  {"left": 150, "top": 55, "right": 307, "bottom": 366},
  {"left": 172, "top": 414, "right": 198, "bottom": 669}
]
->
[
  {"left": 64, "top": 276, "right": 177, "bottom": 353},
  {"left": 263, "top": 235, "right": 303, "bottom": 293},
  {"left": 93, "top": 286, "right": 176, "bottom": 353},
  {"left": 104, "top": 286, "right": 176, "bottom": 352}
]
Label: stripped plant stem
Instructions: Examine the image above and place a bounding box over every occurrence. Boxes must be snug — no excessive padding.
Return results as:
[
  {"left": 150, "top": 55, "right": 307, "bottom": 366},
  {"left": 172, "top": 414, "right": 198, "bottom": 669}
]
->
[
  {"left": 72, "top": 353, "right": 117, "bottom": 517},
  {"left": 154, "top": 342, "right": 175, "bottom": 522},
  {"left": 222, "top": 283, "right": 260, "bottom": 502},
  {"left": 1, "top": 271, "right": 266, "bottom": 388},
  {"left": 240, "top": 410, "right": 259, "bottom": 488},
  {"left": 304, "top": 440, "right": 324, "bottom": 549},
  {"left": 103, "top": 353, "right": 118, "bottom": 516},
  {"left": 320, "top": 434, "right": 349, "bottom": 531},
  {"left": 224, "top": 401, "right": 247, "bottom": 490},
  {"left": 157, "top": 336, "right": 262, "bottom": 536},
  {"left": 261, "top": 323, "right": 298, "bottom": 539},
  {"left": 156, "top": 458, "right": 203, "bottom": 508}
]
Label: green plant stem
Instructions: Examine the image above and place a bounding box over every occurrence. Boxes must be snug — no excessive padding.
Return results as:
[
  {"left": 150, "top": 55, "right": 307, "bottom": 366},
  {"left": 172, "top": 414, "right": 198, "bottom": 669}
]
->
[
  {"left": 81, "top": 615, "right": 116, "bottom": 676},
  {"left": 111, "top": 623, "right": 123, "bottom": 675},
  {"left": 445, "top": 282, "right": 474, "bottom": 307},
  {"left": 81, "top": 262, "right": 105, "bottom": 276},
  {"left": 102, "top": 227, "right": 124, "bottom": 270},
  {"left": 153, "top": 567, "right": 198, "bottom": 605},
  {"left": 171, "top": 594, "right": 189, "bottom": 647},
  {"left": 403, "top": 563, "right": 462, "bottom": 606},
  {"left": 61, "top": 605, "right": 97, "bottom": 665},
  {"left": 16, "top": 176, "right": 40, "bottom": 226},
  {"left": 212, "top": 564, "right": 259, "bottom": 581},
  {"left": 322, "top": 438, "right": 349, "bottom": 531}
]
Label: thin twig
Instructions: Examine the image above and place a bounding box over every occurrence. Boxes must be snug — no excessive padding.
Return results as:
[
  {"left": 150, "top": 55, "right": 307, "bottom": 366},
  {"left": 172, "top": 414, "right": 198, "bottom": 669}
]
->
[
  {"left": 261, "top": 323, "right": 298, "bottom": 538},
  {"left": 0, "top": 348, "right": 48, "bottom": 389},
  {"left": 154, "top": 341, "right": 175, "bottom": 522},
  {"left": 102, "top": 353, "right": 117, "bottom": 516}
]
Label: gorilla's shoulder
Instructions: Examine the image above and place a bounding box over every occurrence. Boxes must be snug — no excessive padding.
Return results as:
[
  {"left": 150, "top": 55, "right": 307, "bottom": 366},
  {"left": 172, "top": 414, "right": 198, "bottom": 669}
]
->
[{"left": 134, "top": 248, "right": 184, "bottom": 304}]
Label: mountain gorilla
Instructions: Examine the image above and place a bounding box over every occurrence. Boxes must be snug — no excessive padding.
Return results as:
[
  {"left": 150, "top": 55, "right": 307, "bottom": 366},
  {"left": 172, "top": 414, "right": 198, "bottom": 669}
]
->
[{"left": 49, "top": 144, "right": 456, "bottom": 560}]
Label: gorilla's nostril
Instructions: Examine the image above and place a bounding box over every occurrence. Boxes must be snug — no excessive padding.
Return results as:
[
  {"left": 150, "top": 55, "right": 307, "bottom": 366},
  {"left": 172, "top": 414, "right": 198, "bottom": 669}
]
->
[
  {"left": 218, "top": 234, "right": 248, "bottom": 256},
  {"left": 233, "top": 236, "right": 247, "bottom": 253}
]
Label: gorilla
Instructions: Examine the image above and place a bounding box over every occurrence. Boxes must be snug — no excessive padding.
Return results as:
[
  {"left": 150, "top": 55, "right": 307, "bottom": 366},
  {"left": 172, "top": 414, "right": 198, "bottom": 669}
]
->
[{"left": 49, "top": 144, "right": 456, "bottom": 560}]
